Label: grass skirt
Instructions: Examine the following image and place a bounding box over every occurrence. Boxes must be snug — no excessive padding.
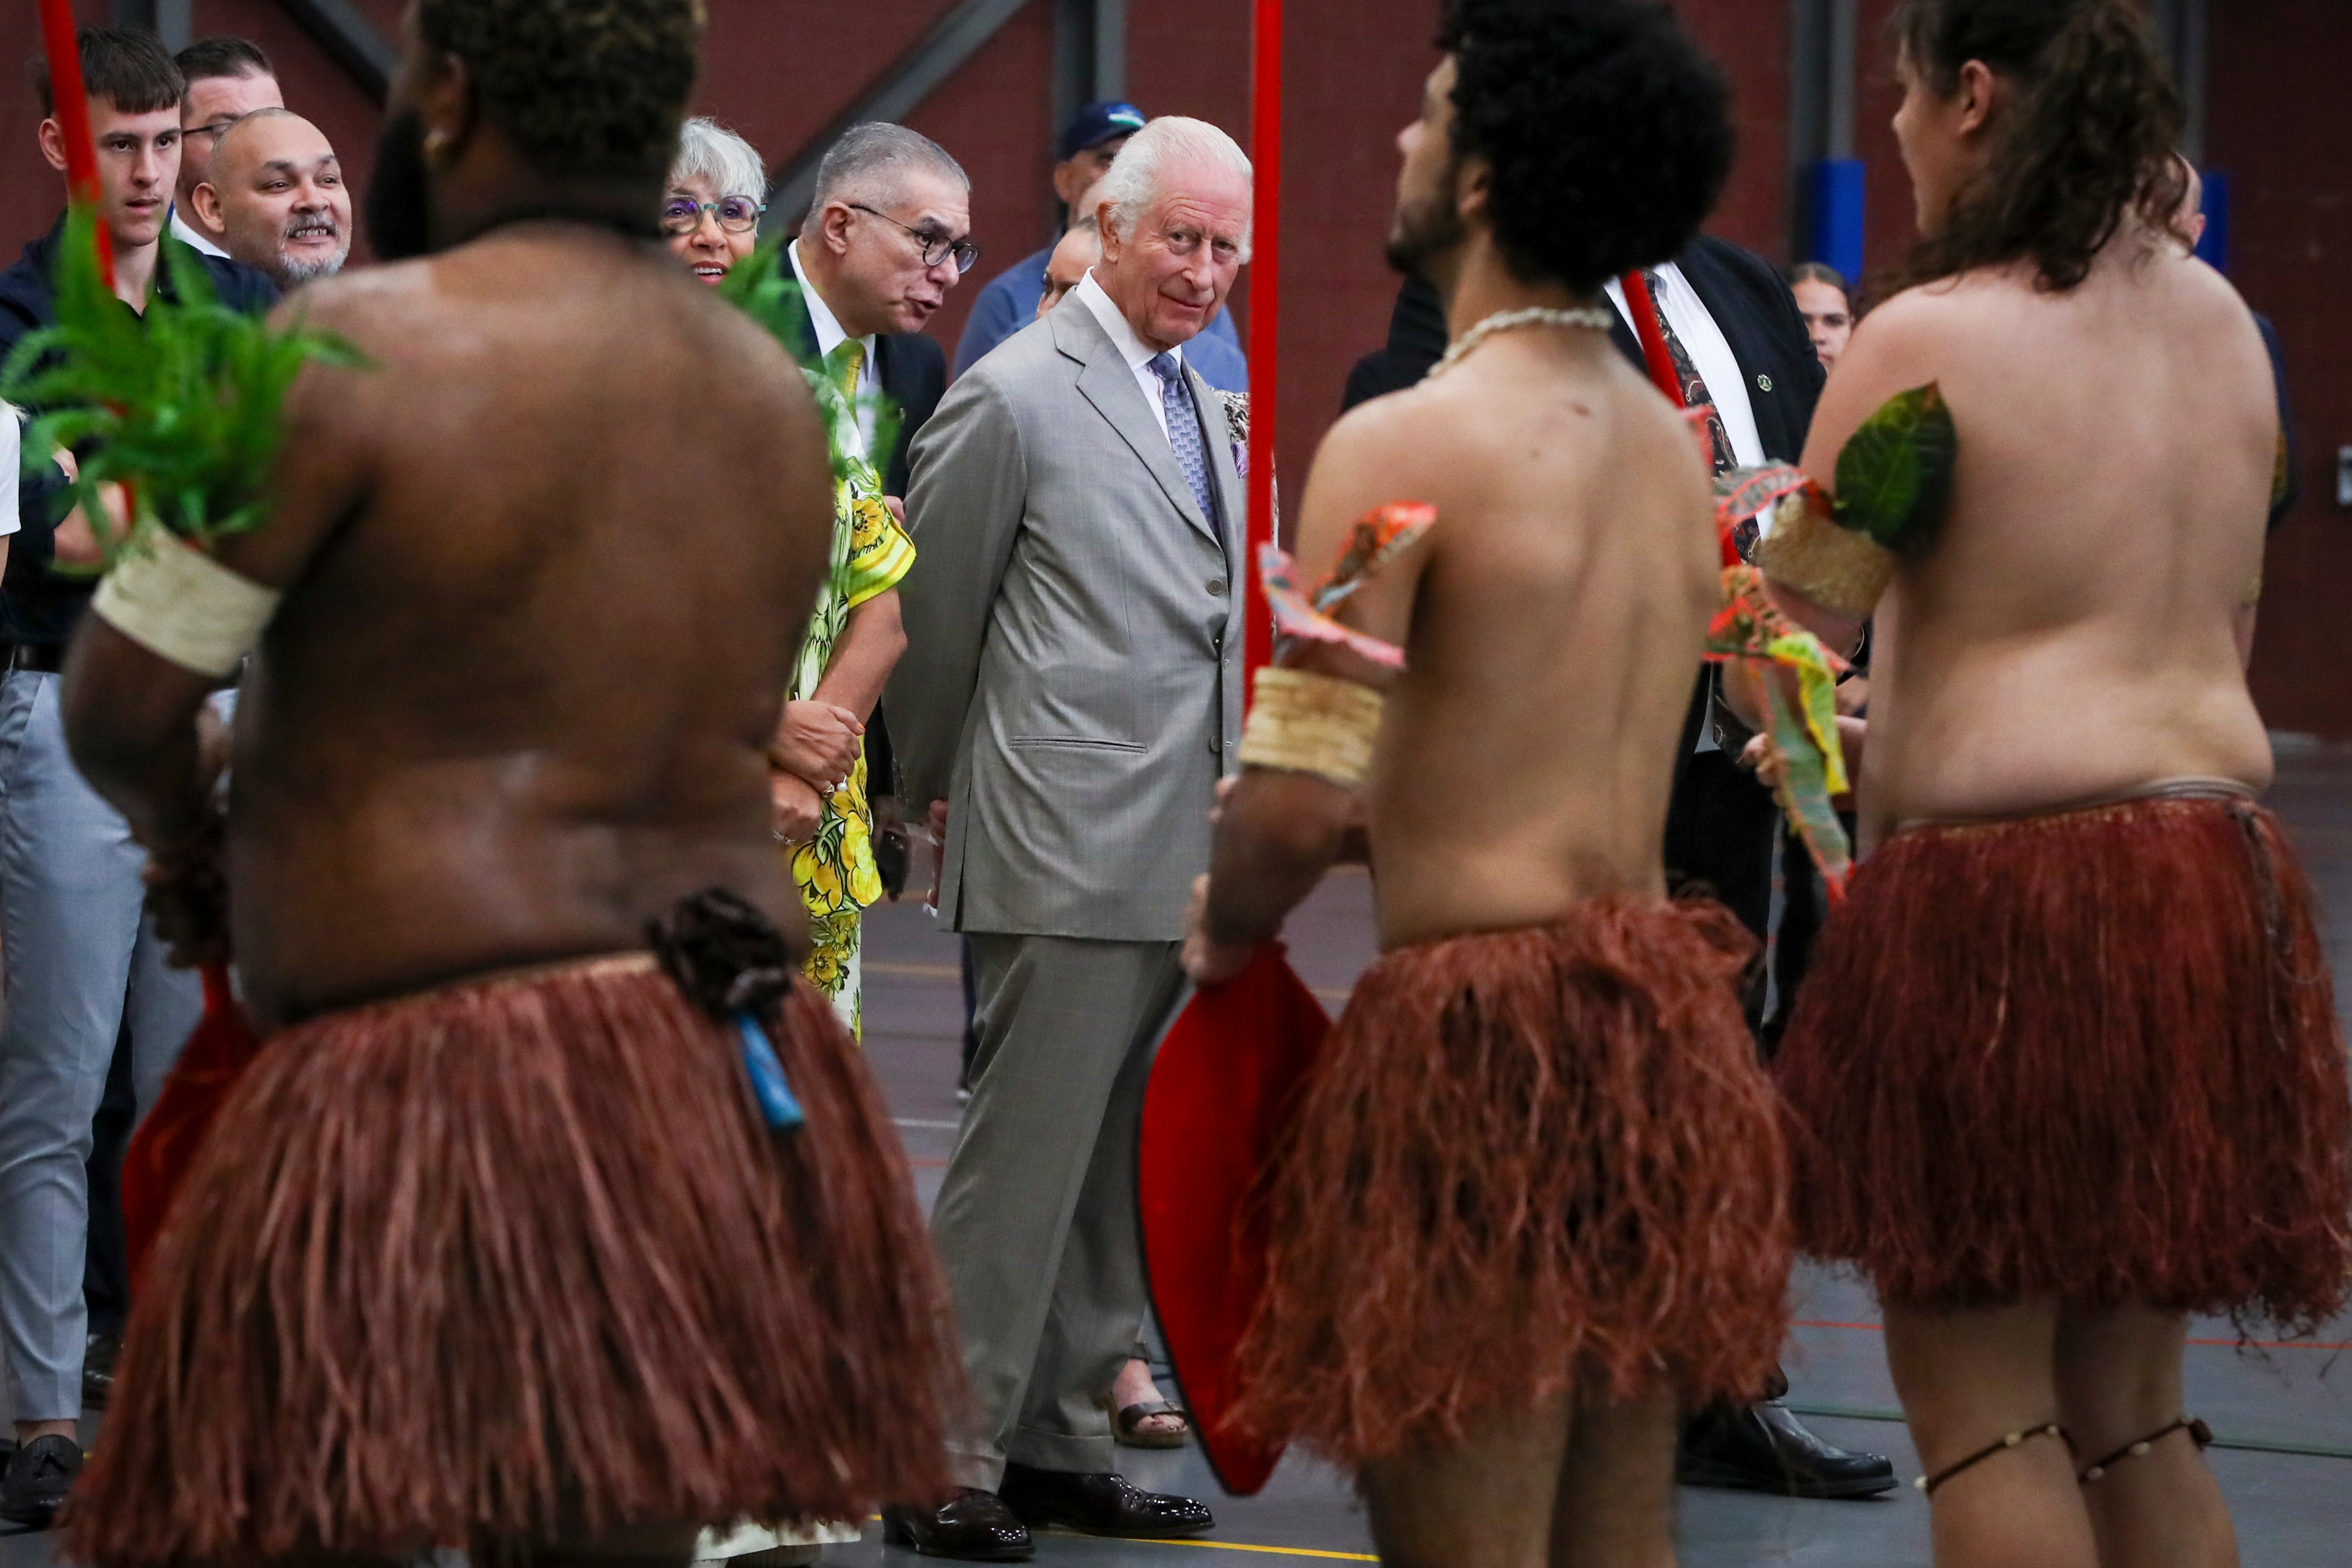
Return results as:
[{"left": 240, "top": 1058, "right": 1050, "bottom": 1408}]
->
[
  {"left": 1234, "top": 899, "right": 1791, "bottom": 1467},
  {"left": 1777, "top": 793, "right": 2352, "bottom": 1326},
  {"left": 67, "top": 956, "right": 959, "bottom": 1566}
]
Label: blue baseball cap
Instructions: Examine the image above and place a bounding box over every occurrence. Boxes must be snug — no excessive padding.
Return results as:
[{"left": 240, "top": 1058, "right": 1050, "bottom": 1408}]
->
[{"left": 1058, "top": 100, "right": 1147, "bottom": 162}]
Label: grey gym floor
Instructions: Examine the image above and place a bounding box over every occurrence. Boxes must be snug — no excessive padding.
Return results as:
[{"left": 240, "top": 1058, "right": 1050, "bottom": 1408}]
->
[{"left": 7, "top": 741, "right": 2350, "bottom": 1565}]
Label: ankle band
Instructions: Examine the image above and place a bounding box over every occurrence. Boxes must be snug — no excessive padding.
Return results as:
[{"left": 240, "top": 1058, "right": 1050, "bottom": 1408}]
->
[
  {"left": 1916, "top": 1422, "right": 2071, "bottom": 1498},
  {"left": 2079, "top": 1416, "right": 2213, "bottom": 1482}
]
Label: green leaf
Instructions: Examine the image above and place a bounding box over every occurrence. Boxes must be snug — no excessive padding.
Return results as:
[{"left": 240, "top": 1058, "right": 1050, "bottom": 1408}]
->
[
  {"left": 0, "top": 202, "right": 374, "bottom": 571},
  {"left": 1831, "top": 381, "right": 1955, "bottom": 555}
]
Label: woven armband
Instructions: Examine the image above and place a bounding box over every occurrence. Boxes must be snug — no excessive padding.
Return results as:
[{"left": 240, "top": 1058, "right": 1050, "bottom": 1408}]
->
[
  {"left": 1754, "top": 489, "right": 1898, "bottom": 619},
  {"left": 1237, "top": 666, "right": 1386, "bottom": 789},
  {"left": 92, "top": 531, "right": 281, "bottom": 678}
]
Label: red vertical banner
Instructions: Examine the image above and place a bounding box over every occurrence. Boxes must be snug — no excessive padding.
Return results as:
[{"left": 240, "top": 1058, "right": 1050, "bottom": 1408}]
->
[
  {"left": 1243, "top": 0, "right": 1281, "bottom": 686},
  {"left": 35, "top": 0, "right": 115, "bottom": 285}
]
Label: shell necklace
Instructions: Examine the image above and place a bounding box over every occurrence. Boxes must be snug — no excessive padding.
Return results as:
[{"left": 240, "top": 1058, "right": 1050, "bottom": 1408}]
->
[{"left": 1426, "top": 304, "right": 1616, "bottom": 380}]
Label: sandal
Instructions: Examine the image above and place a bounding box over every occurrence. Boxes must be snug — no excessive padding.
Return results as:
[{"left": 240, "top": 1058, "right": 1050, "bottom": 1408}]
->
[{"left": 1103, "top": 1394, "right": 1192, "bottom": 1450}]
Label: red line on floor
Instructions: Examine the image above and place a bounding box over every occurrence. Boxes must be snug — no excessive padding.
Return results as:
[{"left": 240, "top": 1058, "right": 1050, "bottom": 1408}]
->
[{"left": 1791, "top": 1318, "right": 2352, "bottom": 1351}]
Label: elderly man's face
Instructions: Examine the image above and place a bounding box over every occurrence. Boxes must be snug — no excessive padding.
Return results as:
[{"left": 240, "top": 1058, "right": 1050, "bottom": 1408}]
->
[
  {"left": 812, "top": 167, "right": 973, "bottom": 338},
  {"left": 1096, "top": 162, "right": 1248, "bottom": 353},
  {"left": 179, "top": 69, "right": 284, "bottom": 207},
  {"left": 1036, "top": 224, "right": 1099, "bottom": 319},
  {"left": 195, "top": 114, "right": 352, "bottom": 288}
]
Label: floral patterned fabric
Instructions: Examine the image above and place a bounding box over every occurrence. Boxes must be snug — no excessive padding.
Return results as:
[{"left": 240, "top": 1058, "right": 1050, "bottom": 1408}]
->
[{"left": 788, "top": 339, "right": 916, "bottom": 1035}]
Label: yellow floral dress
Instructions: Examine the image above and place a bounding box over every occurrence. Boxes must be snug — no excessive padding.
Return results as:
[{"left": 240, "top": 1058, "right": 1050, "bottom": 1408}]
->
[{"left": 788, "top": 339, "right": 915, "bottom": 1036}]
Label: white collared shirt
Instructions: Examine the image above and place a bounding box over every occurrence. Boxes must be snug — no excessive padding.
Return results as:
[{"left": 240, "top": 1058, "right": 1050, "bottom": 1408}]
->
[
  {"left": 1605, "top": 262, "right": 1766, "bottom": 471},
  {"left": 788, "top": 237, "right": 879, "bottom": 451},
  {"left": 0, "top": 404, "right": 22, "bottom": 539},
  {"left": 1073, "top": 269, "right": 1183, "bottom": 443},
  {"left": 168, "top": 207, "right": 227, "bottom": 259}
]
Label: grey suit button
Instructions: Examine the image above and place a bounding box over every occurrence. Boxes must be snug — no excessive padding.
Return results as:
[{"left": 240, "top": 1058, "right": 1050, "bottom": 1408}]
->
[
  {"left": 1208, "top": 736, "right": 1220, "bottom": 756},
  {"left": 1208, "top": 577, "right": 1228, "bottom": 595}
]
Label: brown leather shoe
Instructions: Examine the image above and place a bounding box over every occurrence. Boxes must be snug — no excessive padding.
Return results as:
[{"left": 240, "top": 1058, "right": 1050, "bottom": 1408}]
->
[{"left": 880, "top": 1490, "right": 1034, "bottom": 1561}]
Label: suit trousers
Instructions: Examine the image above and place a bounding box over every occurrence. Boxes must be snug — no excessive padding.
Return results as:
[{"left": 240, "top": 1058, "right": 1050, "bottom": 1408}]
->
[
  {"left": 931, "top": 933, "right": 1184, "bottom": 1488},
  {"left": 0, "top": 670, "right": 200, "bottom": 1420}
]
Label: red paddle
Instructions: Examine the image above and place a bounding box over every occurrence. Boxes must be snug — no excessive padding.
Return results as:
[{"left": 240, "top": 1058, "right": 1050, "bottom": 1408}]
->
[{"left": 121, "top": 960, "right": 261, "bottom": 1289}]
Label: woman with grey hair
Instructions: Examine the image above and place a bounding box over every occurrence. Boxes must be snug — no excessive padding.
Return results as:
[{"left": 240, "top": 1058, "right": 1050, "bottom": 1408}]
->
[{"left": 663, "top": 116, "right": 768, "bottom": 285}]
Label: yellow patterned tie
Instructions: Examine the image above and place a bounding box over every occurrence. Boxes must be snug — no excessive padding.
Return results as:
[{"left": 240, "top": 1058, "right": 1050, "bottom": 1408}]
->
[{"left": 831, "top": 338, "right": 865, "bottom": 402}]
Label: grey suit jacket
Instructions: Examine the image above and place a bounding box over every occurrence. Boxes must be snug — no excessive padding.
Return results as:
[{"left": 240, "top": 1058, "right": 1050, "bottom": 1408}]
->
[{"left": 887, "top": 297, "right": 1247, "bottom": 941}]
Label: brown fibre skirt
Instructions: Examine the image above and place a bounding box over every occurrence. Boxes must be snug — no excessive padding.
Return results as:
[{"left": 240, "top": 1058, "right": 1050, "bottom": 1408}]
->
[
  {"left": 67, "top": 956, "right": 960, "bottom": 1567},
  {"left": 1234, "top": 899, "right": 1791, "bottom": 1468},
  {"left": 1777, "top": 791, "right": 2352, "bottom": 1327}
]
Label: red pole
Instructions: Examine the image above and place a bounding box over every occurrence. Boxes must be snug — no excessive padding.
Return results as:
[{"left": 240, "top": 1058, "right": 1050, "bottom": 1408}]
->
[
  {"left": 1243, "top": 0, "right": 1281, "bottom": 686},
  {"left": 34, "top": 0, "right": 115, "bottom": 287},
  {"left": 1618, "top": 270, "right": 1678, "bottom": 404}
]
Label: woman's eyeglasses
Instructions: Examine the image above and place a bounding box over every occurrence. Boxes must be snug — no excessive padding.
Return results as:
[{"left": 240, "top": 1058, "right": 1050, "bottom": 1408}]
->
[
  {"left": 847, "top": 203, "right": 981, "bottom": 273},
  {"left": 662, "top": 195, "right": 765, "bottom": 236}
]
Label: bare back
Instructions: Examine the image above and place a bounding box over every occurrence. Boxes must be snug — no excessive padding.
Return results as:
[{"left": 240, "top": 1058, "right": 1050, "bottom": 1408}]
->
[
  {"left": 217, "top": 227, "right": 832, "bottom": 1026},
  {"left": 1300, "top": 329, "right": 1718, "bottom": 950},
  {"left": 1814, "top": 235, "right": 2277, "bottom": 844}
]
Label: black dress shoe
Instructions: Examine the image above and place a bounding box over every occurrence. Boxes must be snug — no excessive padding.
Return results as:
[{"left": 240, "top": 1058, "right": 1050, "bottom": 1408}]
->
[
  {"left": 997, "top": 1462, "right": 1214, "bottom": 1539},
  {"left": 881, "top": 1490, "right": 1033, "bottom": 1561},
  {"left": 1678, "top": 1401, "right": 1898, "bottom": 1499},
  {"left": 0, "top": 1434, "right": 83, "bottom": 1527}
]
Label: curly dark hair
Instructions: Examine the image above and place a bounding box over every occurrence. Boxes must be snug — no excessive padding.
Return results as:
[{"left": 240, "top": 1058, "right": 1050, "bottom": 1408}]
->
[
  {"left": 1891, "top": 0, "right": 2189, "bottom": 292},
  {"left": 1435, "top": 0, "right": 1731, "bottom": 296},
  {"left": 416, "top": 0, "right": 702, "bottom": 179}
]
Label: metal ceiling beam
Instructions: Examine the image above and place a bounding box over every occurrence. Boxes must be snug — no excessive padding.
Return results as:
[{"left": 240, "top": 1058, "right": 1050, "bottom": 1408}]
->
[
  {"left": 275, "top": 0, "right": 397, "bottom": 106},
  {"left": 2150, "top": 0, "right": 2209, "bottom": 162},
  {"left": 763, "top": 0, "right": 1034, "bottom": 234}
]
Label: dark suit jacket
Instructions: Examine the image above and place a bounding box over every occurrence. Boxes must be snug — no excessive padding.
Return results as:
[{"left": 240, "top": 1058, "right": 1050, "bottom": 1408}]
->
[
  {"left": 864, "top": 331, "right": 944, "bottom": 830},
  {"left": 1608, "top": 238, "right": 1825, "bottom": 1034},
  {"left": 1604, "top": 235, "right": 1824, "bottom": 465},
  {"left": 875, "top": 330, "right": 945, "bottom": 500}
]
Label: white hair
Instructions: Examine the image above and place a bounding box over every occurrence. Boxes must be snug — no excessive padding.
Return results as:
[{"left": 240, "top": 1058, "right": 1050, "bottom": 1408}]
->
[
  {"left": 1093, "top": 116, "right": 1253, "bottom": 258},
  {"left": 670, "top": 116, "right": 767, "bottom": 203}
]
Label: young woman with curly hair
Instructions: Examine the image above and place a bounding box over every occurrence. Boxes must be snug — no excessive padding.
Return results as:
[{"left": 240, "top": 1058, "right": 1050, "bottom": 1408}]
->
[{"left": 1743, "top": 4, "right": 2347, "bottom": 1566}]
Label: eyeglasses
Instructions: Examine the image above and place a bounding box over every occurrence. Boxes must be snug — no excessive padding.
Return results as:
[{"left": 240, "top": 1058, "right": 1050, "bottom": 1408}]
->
[
  {"left": 847, "top": 202, "right": 980, "bottom": 273},
  {"left": 661, "top": 194, "right": 765, "bottom": 236}
]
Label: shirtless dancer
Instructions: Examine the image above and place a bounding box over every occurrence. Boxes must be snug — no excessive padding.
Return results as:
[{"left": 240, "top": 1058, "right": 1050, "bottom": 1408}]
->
[
  {"left": 1181, "top": 4, "right": 1789, "bottom": 1563},
  {"left": 52, "top": 2, "right": 956, "bottom": 1563},
  {"left": 1740, "top": 4, "right": 2351, "bottom": 1566}
]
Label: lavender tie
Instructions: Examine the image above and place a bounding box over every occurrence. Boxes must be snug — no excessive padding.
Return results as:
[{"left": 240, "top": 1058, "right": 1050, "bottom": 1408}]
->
[{"left": 1147, "top": 352, "right": 1215, "bottom": 524}]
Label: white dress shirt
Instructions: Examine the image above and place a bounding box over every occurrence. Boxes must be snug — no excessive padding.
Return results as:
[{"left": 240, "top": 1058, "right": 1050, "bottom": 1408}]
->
[
  {"left": 0, "top": 404, "right": 22, "bottom": 540},
  {"left": 1073, "top": 269, "right": 1183, "bottom": 443},
  {"left": 788, "top": 237, "right": 879, "bottom": 452},
  {"left": 168, "top": 207, "right": 227, "bottom": 259},
  {"left": 1605, "top": 262, "right": 1766, "bottom": 471}
]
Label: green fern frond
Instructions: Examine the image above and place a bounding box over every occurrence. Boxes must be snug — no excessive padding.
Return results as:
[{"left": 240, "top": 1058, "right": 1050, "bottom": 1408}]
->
[{"left": 0, "top": 206, "right": 370, "bottom": 573}]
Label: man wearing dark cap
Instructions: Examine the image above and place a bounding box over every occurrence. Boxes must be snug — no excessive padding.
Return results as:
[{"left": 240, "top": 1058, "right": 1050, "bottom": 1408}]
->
[{"left": 952, "top": 100, "right": 1245, "bottom": 388}]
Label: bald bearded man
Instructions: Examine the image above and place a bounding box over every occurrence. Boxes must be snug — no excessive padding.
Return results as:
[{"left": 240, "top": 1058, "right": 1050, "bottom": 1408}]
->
[{"left": 191, "top": 107, "right": 350, "bottom": 289}]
